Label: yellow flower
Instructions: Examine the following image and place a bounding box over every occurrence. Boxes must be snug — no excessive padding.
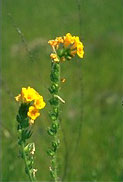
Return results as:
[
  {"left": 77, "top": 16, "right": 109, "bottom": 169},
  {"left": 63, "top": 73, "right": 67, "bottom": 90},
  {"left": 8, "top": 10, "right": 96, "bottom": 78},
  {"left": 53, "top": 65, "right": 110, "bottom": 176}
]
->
[
  {"left": 70, "top": 36, "right": 80, "bottom": 50},
  {"left": 50, "top": 53, "right": 59, "bottom": 62},
  {"left": 15, "top": 88, "right": 27, "bottom": 102},
  {"left": 15, "top": 87, "right": 46, "bottom": 105},
  {"left": 74, "top": 36, "right": 80, "bottom": 43},
  {"left": 15, "top": 87, "right": 46, "bottom": 123},
  {"left": 15, "top": 87, "right": 28, "bottom": 102},
  {"left": 48, "top": 40, "right": 59, "bottom": 48},
  {"left": 77, "top": 42, "right": 84, "bottom": 58},
  {"left": 55, "top": 37, "right": 64, "bottom": 43},
  {"left": 22, "top": 87, "right": 36, "bottom": 103},
  {"left": 48, "top": 33, "right": 84, "bottom": 60},
  {"left": 34, "top": 96, "right": 46, "bottom": 109},
  {"left": 70, "top": 37, "right": 84, "bottom": 58},
  {"left": 50, "top": 53, "right": 57, "bottom": 59},
  {"left": 64, "top": 33, "right": 74, "bottom": 47},
  {"left": 27, "top": 106, "right": 40, "bottom": 120}
]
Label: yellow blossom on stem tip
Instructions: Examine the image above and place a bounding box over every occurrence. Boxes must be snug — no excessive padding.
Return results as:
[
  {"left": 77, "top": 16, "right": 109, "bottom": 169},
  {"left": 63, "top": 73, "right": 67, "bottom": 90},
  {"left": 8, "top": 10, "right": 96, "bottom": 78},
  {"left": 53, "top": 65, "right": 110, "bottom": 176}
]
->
[
  {"left": 70, "top": 38, "right": 84, "bottom": 58},
  {"left": 27, "top": 106, "right": 40, "bottom": 120},
  {"left": 15, "top": 87, "right": 36, "bottom": 103},
  {"left": 70, "top": 36, "right": 80, "bottom": 50},
  {"left": 15, "top": 86, "right": 46, "bottom": 122},
  {"left": 34, "top": 96, "right": 46, "bottom": 109},
  {"left": 15, "top": 86, "right": 45, "bottom": 104},
  {"left": 48, "top": 40, "right": 59, "bottom": 48},
  {"left": 55, "top": 37, "right": 64, "bottom": 43},
  {"left": 48, "top": 33, "right": 84, "bottom": 60},
  {"left": 23, "top": 87, "right": 36, "bottom": 102},
  {"left": 63, "top": 33, "right": 74, "bottom": 47},
  {"left": 77, "top": 43, "right": 84, "bottom": 58},
  {"left": 48, "top": 37, "right": 63, "bottom": 48}
]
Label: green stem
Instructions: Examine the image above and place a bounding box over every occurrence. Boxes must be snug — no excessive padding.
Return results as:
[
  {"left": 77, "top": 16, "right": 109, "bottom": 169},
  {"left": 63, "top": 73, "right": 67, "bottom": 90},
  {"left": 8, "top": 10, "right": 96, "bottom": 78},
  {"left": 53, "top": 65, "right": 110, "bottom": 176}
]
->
[
  {"left": 53, "top": 62, "right": 60, "bottom": 182},
  {"left": 48, "top": 45, "right": 62, "bottom": 181},
  {"left": 17, "top": 104, "right": 37, "bottom": 181},
  {"left": 53, "top": 135, "right": 58, "bottom": 182},
  {"left": 21, "top": 142, "right": 34, "bottom": 182},
  {"left": 49, "top": 61, "right": 60, "bottom": 181}
]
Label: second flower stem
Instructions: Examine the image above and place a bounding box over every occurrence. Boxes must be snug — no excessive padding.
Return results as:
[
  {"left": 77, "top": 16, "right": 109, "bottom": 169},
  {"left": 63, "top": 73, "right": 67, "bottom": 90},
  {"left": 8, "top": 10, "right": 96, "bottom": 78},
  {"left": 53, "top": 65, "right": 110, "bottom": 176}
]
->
[
  {"left": 48, "top": 60, "right": 61, "bottom": 181},
  {"left": 21, "top": 142, "right": 34, "bottom": 182}
]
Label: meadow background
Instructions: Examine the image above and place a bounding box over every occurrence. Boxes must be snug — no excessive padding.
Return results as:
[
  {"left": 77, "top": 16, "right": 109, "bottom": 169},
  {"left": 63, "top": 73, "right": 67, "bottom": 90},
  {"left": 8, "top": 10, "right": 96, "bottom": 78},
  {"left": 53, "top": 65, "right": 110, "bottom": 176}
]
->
[{"left": 1, "top": 0, "right": 122, "bottom": 181}]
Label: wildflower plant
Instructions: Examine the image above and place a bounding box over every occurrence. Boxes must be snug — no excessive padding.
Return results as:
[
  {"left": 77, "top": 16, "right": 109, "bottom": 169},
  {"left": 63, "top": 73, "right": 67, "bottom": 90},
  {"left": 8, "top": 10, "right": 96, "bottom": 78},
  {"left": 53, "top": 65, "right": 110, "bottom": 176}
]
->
[
  {"left": 48, "top": 33, "right": 84, "bottom": 181},
  {"left": 14, "top": 33, "right": 84, "bottom": 182},
  {"left": 15, "top": 87, "right": 46, "bottom": 181}
]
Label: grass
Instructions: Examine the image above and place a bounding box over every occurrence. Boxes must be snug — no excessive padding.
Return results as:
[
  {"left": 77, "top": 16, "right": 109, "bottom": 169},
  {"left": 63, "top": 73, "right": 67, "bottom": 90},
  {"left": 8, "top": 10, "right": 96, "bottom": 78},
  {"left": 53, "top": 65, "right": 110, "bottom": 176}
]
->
[{"left": 1, "top": 0, "right": 122, "bottom": 181}]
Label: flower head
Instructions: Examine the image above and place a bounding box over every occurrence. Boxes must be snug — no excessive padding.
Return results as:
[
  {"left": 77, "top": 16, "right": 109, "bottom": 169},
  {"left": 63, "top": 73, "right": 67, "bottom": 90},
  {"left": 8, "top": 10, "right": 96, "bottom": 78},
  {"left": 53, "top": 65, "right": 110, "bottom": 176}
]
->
[
  {"left": 27, "top": 106, "right": 40, "bottom": 120},
  {"left": 15, "top": 87, "right": 37, "bottom": 103},
  {"left": 55, "top": 37, "right": 64, "bottom": 43},
  {"left": 48, "top": 40, "right": 59, "bottom": 48},
  {"left": 15, "top": 87, "right": 46, "bottom": 123},
  {"left": 34, "top": 95, "right": 46, "bottom": 109},
  {"left": 23, "top": 87, "right": 37, "bottom": 102},
  {"left": 48, "top": 33, "right": 84, "bottom": 62},
  {"left": 63, "top": 33, "right": 74, "bottom": 47},
  {"left": 77, "top": 42, "right": 84, "bottom": 58}
]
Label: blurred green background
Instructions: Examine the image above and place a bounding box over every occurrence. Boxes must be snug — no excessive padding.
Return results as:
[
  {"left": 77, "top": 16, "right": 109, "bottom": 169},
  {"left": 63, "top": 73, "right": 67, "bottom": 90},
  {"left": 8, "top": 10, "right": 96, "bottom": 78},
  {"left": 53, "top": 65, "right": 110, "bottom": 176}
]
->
[{"left": 1, "top": 0, "right": 122, "bottom": 181}]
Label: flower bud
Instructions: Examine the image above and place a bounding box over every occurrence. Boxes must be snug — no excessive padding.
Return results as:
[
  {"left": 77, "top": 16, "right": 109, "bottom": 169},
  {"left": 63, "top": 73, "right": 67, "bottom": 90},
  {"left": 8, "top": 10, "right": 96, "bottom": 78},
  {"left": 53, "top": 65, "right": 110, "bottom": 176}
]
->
[
  {"left": 48, "top": 83, "right": 59, "bottom": 94},
  {"left": 52, "top": 123, "right": 59, "bottom": 130},
  {"left": 50, "top": 72, "right": 59, "bottom": 82},
  {"left": 53, "top": 107, "right": 59, "bottom": 115},
  {"left": 32, "top": 168, "right": 37, "bottom": 177},
  {"left": 49, "top": 97, "right": 59, "bottom": 106},
  {"left": 49, "top": 113, "right": 57, "bottom": 121},
  {"left": 47, "top": 149, "right": 54, "bottom": 156},
  {"left": 66, "top": 56, "right": 72, "bottom": 60},
  {"left": 57, "top": 48, "right": 65, "bottom": 57},
  {"left": 47, "top": 128, "right": 55, "bottom": 136},
  {"left": 24, "top": 143, "right": 35, "bottom": 155},
  {"left": 52, "top": 141, "right": 58, "bottom": 151}
]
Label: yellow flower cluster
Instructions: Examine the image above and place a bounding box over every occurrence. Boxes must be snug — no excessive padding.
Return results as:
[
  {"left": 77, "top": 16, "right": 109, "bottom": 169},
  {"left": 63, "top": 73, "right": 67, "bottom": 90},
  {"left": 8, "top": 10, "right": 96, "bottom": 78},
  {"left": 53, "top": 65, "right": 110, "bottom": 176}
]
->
[
  {"left": 48, "top": 33, "right": 84, "bottom": 60},
  {"left": 15, "top": 87, "right": 46, "bottom": 123}
]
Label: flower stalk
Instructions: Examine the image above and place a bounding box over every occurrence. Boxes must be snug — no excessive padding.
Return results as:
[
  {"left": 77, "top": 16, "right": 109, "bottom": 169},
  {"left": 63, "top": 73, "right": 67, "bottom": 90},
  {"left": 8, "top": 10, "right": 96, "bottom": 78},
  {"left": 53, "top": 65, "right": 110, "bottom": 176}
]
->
[
  {"left": 15, "top": 87, "right": 46, "bottom": 181},
  {"left": 17, "top": 103, "right": 37, "bottom": 181},
  {"left": 21, "top": 141, "right": 35, "bottom": 181},
  {"left": 48, "top": 33, "right": 84, "bottom": 181},
  {"left": 48, "top": 60, "right": 61, "bottom": 182}
]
